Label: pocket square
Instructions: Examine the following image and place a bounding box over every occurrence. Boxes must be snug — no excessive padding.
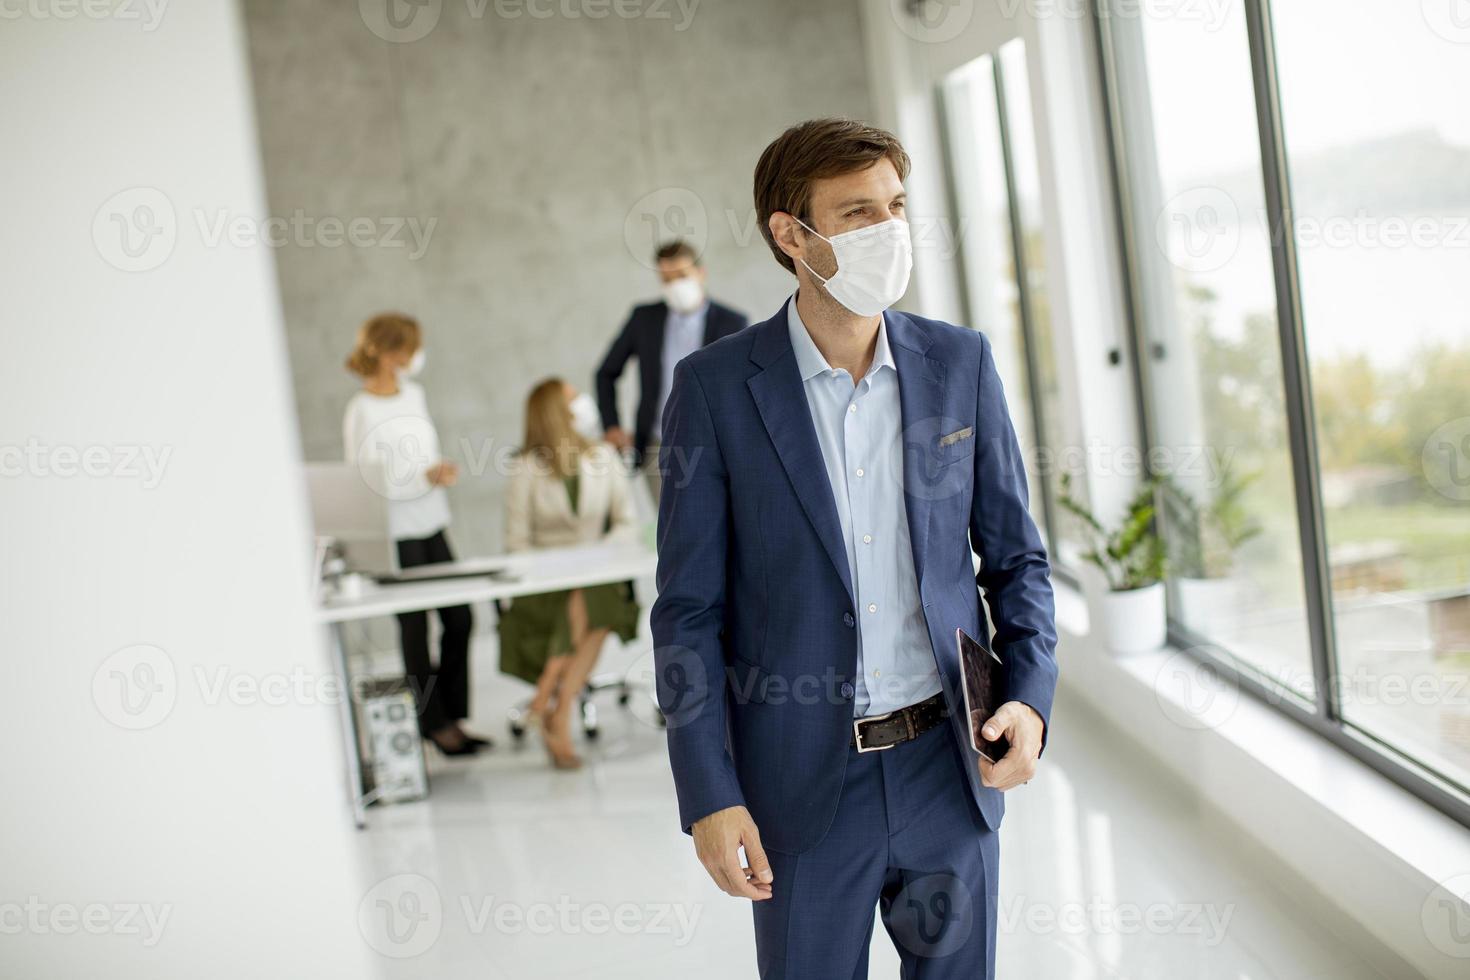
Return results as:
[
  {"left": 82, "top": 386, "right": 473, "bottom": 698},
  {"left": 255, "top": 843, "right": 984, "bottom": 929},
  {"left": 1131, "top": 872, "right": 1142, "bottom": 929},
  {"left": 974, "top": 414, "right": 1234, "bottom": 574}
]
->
[{"left": 938, "top": 426, "right": 974, "bottom": 448}]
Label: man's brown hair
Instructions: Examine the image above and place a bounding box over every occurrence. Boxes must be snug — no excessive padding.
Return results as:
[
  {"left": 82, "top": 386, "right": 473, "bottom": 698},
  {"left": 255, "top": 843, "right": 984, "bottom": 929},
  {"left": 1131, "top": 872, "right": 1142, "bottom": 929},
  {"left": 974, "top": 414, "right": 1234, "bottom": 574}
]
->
[
  {"left": 753, "top": 118, "right": 911, "bottom": 274},
  {"left": 654, "top": 239, "right": 700, "bottom": 266}
]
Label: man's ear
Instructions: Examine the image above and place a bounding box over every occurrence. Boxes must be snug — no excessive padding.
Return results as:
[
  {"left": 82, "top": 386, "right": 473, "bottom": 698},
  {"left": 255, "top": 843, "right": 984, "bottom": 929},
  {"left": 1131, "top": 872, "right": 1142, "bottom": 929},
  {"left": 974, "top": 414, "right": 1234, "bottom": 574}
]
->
[{"left": 768, "top": 212, "right": 803, "bottom": 264}]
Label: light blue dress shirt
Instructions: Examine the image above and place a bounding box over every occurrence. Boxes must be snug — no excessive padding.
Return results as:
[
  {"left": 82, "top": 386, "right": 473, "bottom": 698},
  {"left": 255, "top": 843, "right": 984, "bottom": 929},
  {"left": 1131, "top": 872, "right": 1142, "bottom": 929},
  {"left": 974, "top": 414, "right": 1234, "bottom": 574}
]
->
[
  {"left": 787, "top": 296, "right": 942, "bottom": 717},
  {"left": 652, "top": 300, "right": 708, "bottom": 442}
]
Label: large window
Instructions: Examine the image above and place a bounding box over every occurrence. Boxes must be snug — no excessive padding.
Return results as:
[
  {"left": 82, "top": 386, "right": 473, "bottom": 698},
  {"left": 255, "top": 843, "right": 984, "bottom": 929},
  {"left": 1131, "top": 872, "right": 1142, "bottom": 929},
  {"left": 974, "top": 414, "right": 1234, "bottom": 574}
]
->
[
  {"left": 1270, "top": 0, "right": 1470, "bottom": 792},
  {"left": 1098, "top": 0, "right": 1470, "bottom": 820},
  {"left": 940, "top": 39, "right": 1089, "bottom": 568},
  {"left": 1101, "top": 1, "right": 1313, "bottom": 697}
]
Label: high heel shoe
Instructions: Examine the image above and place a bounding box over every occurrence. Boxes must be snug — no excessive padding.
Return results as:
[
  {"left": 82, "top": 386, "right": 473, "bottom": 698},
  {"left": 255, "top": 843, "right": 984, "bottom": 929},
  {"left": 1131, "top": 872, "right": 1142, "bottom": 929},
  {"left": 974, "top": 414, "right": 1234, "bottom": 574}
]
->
[
  {"left": 425, "top": 732, "right": 479, "bottom": 757},
  {"left": 540, "top": 726, "right": 582, "bottom": 771}
]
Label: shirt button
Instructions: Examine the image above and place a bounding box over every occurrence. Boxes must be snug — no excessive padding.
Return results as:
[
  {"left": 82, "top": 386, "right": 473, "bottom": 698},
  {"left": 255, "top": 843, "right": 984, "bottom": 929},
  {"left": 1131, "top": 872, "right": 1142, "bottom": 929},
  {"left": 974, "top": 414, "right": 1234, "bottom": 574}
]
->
[
  {"left": 848, "top": 404, "right": 857, "bottom": 413},
  {"left": 855, "top": 467, "right": 865, "bottom": 478},
  {"left": 840, "top": 682, "right": 855, "bottom": 700},
  {"left": 862, "top": 534, "right": 872, "bottom": 544},
  {"left": 873, "top": 669, "right": 882, "bottom": 678},
  {"left": 867, "top": 602, "right": 878, "bottom": 613},
  {"left": 843, "top": 612, "right": 855, "bottom": 628}
]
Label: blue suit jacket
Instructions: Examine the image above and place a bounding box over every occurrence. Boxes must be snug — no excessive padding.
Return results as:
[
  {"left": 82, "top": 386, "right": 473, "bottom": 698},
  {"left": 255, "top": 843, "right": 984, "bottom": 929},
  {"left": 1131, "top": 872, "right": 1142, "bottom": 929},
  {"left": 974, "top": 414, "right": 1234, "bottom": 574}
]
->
[{"left": 651, "top": 301, "right": 1058, "bottom": 855}]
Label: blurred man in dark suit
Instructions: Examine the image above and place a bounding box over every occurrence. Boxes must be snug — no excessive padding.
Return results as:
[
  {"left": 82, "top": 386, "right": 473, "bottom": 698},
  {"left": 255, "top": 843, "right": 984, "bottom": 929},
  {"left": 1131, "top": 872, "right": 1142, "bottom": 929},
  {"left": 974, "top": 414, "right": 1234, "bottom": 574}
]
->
[{"left": 595, "top": 240, "right": 747, "bottom": 501}]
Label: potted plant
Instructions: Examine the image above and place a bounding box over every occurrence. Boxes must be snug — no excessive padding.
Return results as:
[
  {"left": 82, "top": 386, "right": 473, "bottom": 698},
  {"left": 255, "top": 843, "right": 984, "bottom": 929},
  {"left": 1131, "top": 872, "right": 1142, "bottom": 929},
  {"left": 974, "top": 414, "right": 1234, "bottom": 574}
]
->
[
  {"left": 1160, "top": 468, "right": 1261, "bottom": 633},
  {"left": 1059, "top": 474, "right": 1168, "bottom": 653}
]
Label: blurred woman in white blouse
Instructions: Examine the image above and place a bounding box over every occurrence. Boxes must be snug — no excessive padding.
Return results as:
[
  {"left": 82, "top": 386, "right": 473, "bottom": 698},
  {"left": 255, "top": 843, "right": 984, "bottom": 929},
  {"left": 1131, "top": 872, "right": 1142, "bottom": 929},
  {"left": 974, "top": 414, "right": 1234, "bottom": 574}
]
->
[
  {"left": 342, "top": 312, "right": 487, "bottom": 757},
  {"left": 498, "top": 378, "right": 639, "bottom": 769}
]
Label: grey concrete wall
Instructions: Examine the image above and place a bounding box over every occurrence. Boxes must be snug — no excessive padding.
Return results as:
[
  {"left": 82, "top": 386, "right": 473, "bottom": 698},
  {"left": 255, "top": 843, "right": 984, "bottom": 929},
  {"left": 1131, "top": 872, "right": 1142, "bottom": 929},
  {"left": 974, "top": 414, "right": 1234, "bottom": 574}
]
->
[{"left": 242, "top": 0, "right": 872, "bottom": 555}]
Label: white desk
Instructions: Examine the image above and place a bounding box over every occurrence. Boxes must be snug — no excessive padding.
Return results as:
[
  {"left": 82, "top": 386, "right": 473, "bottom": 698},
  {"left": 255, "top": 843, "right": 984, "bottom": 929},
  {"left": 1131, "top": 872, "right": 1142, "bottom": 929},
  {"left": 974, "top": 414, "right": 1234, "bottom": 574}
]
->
[{"left": 316, "top": 541, "right": 658, "bottom": 826}]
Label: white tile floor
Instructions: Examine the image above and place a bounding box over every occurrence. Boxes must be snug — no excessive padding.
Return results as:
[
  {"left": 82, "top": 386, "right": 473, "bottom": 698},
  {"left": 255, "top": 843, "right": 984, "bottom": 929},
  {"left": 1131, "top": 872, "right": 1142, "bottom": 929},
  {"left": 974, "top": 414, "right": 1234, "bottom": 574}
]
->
[{"left": 350, "top": 625, "right": 1409, "bottom": 979}]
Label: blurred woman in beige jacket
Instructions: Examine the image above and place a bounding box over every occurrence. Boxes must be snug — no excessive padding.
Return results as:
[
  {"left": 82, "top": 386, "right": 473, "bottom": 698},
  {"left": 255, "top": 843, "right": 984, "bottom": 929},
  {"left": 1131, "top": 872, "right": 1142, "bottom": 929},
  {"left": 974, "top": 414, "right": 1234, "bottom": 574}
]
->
[{"left": 498, "top": 378, "right": 640, "bottom": 769}]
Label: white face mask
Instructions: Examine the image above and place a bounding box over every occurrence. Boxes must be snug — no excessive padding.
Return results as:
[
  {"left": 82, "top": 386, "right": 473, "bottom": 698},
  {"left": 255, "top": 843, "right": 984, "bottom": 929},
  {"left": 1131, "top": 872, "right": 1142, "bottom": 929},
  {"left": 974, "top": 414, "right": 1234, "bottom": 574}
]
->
[
  {"left": 398, "top": 348, "right": 426, "bottom": 379},
  {"left": 568, "top": 392, "right": 602, "bottom": 440},
  {"left": 795, "top": 217, "right": 912, "bottom": 317},
  {"left": 661, "top": 275, "right": 704, "bottom": 314}
]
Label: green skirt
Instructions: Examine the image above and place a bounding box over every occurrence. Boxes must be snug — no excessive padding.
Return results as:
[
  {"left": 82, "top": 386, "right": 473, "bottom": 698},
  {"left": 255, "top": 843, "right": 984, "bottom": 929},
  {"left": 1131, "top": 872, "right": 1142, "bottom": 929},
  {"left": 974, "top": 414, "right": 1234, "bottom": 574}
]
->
[{"left": 496, "top": 583, "right": 641, "bottom": 685}]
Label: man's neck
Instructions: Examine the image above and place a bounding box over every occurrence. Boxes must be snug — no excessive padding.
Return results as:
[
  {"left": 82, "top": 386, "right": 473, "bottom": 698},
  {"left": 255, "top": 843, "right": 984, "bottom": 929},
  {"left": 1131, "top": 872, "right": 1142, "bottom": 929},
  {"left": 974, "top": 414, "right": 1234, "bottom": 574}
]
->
[{"left": 794, "top": 285, "right": 880, "bottom": 381}]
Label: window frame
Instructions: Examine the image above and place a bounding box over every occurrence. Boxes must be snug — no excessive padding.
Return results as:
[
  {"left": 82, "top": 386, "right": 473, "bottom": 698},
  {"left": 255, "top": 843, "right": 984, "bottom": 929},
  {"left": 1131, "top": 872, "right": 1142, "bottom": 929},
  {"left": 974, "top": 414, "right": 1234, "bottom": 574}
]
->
[
  {"left": 934, "top": 46, "right": 1078, "bottom": 588},
  {"left": 1090, "top": 0, "right": 1470, "bottom": 828}
]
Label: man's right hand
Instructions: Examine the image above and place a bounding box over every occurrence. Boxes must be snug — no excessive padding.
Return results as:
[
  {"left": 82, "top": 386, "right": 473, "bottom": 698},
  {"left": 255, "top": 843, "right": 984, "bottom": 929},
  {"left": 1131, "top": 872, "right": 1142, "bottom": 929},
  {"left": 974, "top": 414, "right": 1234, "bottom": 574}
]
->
[
  {"left": 691, "top": 805, "right": 773, "bottom": 901},
  {"left": 603, "top": 426, "right": 632, "bottom": 450}
]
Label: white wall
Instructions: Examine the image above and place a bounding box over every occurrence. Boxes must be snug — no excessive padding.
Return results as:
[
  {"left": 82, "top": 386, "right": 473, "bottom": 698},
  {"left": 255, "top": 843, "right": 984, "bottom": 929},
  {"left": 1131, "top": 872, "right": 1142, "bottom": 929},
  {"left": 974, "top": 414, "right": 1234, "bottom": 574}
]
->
[
  {"left": 0, "top": 4, "right": 372, "bottom": 977},
  {"left": 241, "top": 0, "right": 874, "bottom": 557}
]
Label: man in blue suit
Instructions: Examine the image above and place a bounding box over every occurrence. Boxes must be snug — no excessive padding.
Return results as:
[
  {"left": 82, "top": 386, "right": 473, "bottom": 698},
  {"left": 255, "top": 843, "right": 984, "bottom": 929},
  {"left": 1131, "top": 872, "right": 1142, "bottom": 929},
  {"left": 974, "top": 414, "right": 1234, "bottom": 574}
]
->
[{"left": 652, "top": 118, "right": 1058, "bottom": 978}]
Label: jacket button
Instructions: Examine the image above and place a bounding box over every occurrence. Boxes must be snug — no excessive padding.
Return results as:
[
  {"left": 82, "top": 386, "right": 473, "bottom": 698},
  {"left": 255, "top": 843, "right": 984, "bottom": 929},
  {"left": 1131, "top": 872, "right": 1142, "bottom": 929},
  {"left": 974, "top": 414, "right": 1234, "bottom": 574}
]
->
[
  {"left": 840, "top": 682, "right": 855, "bottom": 700},
  {"left": 843, "top": 612, "right": 855, "bottom": 628}
]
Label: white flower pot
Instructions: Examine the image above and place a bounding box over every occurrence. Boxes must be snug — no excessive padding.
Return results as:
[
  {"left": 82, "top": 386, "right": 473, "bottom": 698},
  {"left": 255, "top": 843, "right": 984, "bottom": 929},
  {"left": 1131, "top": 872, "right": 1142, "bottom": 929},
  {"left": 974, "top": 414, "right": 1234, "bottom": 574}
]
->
[
  {"left": 1101, "top": 582, "right": 1167, "bottom": 653},
  {"left": 1174, "top": 576, "right": 1240, "bottom": 635}
]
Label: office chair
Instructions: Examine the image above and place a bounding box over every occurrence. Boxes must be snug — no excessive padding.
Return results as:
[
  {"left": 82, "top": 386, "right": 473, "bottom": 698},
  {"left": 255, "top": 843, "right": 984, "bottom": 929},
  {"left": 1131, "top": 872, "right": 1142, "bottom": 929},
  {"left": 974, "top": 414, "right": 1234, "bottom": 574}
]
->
[{"left": 496, "top": 588, "right": 665, "bottom": 743}]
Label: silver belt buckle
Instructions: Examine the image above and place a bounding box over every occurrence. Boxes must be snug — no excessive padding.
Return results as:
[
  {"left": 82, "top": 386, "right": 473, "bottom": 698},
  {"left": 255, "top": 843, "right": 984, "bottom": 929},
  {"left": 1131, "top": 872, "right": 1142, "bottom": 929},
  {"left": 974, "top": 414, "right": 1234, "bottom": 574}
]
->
[{"left": 853, "top": 709, "right": 896, "bottom": 753}]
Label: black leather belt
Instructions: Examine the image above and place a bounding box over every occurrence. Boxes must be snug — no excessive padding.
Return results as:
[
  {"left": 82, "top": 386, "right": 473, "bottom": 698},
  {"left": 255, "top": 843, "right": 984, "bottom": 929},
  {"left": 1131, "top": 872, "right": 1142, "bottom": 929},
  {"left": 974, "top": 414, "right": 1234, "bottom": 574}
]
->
[{"left": 851, "top": 692, "right": 949, "bottom": 753}]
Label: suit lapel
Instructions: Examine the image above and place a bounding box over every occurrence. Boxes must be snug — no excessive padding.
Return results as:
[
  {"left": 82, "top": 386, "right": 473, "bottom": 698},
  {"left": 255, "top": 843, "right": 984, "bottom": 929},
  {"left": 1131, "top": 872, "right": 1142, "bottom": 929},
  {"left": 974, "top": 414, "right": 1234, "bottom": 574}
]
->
[
  {"left": 886, "top": 311, "right": 945, "bottom": 590},
  {"left": 746, "top": 307, "right": 855, "bottom": 604},
  {"left": 647, "top": 301, "right": 668, "bottom": 375},
  {"left": 701, "top": 304, "right": 720, "bottom": 346}
]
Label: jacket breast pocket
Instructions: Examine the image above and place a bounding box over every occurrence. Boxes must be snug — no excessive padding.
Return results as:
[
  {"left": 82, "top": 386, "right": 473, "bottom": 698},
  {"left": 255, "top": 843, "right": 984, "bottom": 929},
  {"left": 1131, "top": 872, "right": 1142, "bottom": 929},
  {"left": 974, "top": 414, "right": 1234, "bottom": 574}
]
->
[{"left": 936, "top": 425, "right": 976, "bottom": 466}]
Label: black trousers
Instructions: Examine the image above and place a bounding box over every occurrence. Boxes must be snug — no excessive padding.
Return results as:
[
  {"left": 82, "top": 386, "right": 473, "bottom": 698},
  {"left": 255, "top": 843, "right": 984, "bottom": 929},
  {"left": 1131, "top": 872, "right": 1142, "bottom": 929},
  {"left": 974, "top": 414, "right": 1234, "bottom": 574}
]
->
[{"left": 395, "top": 530, "right": 474, "bottom": 736}]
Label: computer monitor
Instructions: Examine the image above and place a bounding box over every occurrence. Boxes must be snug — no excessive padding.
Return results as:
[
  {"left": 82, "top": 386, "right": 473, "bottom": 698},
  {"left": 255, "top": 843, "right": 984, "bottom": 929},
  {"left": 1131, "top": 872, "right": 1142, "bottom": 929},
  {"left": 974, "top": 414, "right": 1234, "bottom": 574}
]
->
[{"left": 304, "top": 462, "right": 398, "bottom": 577}]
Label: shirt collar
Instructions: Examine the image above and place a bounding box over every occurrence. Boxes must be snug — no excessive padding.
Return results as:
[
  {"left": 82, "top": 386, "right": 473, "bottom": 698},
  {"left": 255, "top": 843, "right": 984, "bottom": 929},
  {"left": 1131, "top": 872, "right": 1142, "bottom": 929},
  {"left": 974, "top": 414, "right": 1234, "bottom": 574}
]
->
[{"left": 786, "top": 293, "right": 895, "bottom": 383}]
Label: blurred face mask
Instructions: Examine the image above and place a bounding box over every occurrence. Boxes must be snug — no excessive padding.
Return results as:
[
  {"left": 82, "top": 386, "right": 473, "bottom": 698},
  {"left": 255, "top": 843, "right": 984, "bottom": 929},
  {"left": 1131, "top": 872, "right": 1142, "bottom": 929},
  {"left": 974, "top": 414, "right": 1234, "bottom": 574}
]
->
[
  {"left": 661, "top": 275, "right": 704, "bottom": 314},
  {"left": 794, "top": 216, "right": 912, "bottom": 317},
  {"left": 568, "top": 392, "right": 602, "bottom": 440},
  {"left": 398, "top": 348, "right": 426, "bottom": 379}
]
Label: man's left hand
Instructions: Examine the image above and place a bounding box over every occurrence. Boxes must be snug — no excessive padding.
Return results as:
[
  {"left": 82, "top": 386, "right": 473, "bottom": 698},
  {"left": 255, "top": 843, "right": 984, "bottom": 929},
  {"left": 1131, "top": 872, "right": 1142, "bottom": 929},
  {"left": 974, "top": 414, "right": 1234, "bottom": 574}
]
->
[{"left": 977, "top": 701, "right": 1044, "bottom": 791}]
